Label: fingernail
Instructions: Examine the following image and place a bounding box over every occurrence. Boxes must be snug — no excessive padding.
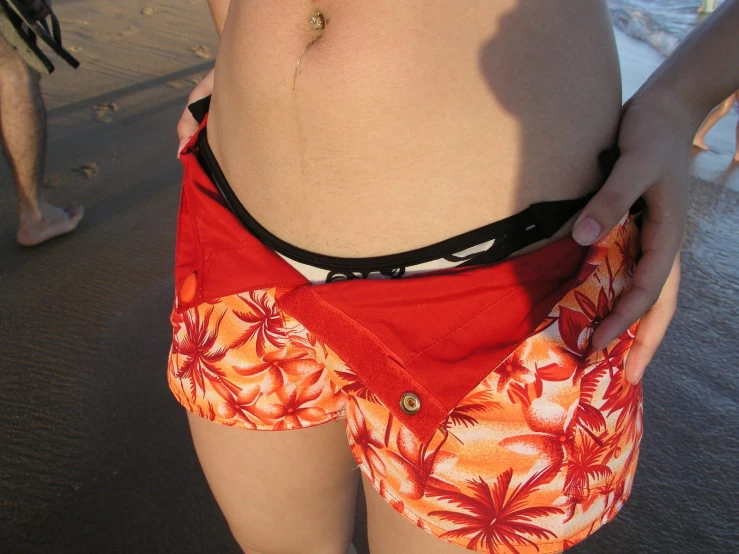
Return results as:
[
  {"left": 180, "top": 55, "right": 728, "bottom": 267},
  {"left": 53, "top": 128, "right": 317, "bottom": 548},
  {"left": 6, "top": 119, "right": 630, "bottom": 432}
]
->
[{"left": 573, "top": 217, "right": 602, "bottom": 245}]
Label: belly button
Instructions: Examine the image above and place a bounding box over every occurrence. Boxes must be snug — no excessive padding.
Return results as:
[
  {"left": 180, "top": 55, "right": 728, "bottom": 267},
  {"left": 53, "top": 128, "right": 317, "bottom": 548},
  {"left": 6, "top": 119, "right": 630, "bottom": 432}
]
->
[
  {"left": 294, "top": 12, "right": 327, "bottom": 90},
  {"left": 309, "top": 13, "right": 325, "bottom": 30}
]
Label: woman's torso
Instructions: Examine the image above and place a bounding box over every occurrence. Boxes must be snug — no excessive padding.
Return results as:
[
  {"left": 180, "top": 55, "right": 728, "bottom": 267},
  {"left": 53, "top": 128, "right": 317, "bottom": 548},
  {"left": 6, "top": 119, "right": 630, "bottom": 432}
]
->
[{"left": 208, "top": 0, "right": 622, "bottom": 257}]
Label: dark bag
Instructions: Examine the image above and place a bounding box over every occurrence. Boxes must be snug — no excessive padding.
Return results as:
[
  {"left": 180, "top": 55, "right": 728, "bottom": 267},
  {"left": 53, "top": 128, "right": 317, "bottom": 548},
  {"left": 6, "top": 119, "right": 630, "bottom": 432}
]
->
[{"left": 15, "top": 0, "right": 51, "bottom": 22}]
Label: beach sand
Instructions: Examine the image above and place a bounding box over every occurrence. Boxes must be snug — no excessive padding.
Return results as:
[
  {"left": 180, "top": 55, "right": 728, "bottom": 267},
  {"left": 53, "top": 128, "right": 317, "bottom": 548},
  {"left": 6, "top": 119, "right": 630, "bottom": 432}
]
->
[{"left": 0, "top": 2, "right": 737, "bottom": 553}]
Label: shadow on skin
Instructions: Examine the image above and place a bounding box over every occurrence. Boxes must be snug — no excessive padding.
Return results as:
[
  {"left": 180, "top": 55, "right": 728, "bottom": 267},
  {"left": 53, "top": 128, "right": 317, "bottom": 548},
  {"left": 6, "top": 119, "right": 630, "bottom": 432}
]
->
[{"left": 477, "top": 0, "right": 622, "bottom": 302}]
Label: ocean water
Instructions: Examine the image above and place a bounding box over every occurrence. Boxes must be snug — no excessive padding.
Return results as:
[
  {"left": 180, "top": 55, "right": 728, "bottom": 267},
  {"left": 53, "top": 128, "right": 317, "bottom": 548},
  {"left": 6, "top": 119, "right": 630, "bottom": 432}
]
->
[{"left": 607, "top": 0, "right": 721, "bottom": 56}]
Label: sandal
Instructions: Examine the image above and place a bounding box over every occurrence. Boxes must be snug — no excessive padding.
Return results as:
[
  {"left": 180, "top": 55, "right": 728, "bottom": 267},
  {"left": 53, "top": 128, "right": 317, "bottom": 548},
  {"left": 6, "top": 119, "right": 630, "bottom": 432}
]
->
[
  {"left": 1, "top": 0, "right": 79, "bottom": 72},
  {"left": 0, "top": 0, "right": 54, "bottom": 73}
]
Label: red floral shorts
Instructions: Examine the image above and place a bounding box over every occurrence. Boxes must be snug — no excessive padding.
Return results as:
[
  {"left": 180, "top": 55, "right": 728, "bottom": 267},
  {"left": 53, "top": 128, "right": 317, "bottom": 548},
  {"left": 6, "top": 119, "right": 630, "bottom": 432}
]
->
[{"left": 168, "top": 129, "right": 643, "bottom": 553}]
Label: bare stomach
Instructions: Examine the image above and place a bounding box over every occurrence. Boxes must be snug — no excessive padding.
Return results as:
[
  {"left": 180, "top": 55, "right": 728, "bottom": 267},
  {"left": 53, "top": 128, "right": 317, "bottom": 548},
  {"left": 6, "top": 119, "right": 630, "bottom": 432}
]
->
[{"left": 207, "top": 0, "right": 622, "bottom": 257}]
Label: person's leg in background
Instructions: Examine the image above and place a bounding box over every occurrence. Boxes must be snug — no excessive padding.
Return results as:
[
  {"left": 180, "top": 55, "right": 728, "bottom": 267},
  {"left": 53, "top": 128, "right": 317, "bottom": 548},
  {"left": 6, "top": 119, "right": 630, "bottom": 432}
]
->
[
  {"left": 187, "top": 414, "right": 360, "bottom": 554},
  {"left": 733, "top": 93, "right": 739, "bottom": 161},
  {"left": 0, "top": 36, "right": 82, "bottom": 246},
  {"left": 692, "top": 92, "right": 736, "bottom": 152}
]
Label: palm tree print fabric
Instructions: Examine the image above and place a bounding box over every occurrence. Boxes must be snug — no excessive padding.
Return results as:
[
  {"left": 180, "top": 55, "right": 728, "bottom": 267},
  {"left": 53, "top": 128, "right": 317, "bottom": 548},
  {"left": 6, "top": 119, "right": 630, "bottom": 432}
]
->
[{"left": 168, "top": 212, "right": 642, "bottom": 553}]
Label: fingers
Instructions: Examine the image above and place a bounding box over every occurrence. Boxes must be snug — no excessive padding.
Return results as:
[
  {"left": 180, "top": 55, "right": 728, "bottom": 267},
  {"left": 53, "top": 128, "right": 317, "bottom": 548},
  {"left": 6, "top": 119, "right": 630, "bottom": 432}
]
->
[
  {"left": 177, "top": 86, "right": 203, "bottom": 142},
  {"left": 592, "top": 197, "right": 684, "bottom": 350},
  {"left": 176, "top": 68, "right": 215, "bottom": 157},
  {"left": 623, "top": 254, "right": 681, "bottom": 384},
  {"left": 591, "top": 237, "right": 671, "bottom": 349},
  {"left": 176, "top": 102, "right": 200, "bottom": 157},
  {"left": 580, "top": 137, "right": 687, "bottom": 351},
  {"left": 572, "top": 150, "right": 659, "bottom": 246}
]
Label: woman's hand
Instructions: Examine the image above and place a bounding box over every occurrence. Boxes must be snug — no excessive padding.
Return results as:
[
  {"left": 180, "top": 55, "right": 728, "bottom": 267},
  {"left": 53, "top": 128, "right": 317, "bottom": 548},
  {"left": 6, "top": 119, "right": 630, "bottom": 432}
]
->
[
  {"left": 176, "top": 68, "right": 215, "bottom": 157},
  {"left": 573, "top": 90, "right": 692, "bottom": 384}
]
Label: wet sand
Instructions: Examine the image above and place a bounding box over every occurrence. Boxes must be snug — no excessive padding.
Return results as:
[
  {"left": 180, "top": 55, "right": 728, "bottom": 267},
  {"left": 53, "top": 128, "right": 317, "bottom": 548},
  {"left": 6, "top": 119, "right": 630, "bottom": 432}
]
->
[{"left": 1, "top": 3, "right": 738, "bottom": 553}]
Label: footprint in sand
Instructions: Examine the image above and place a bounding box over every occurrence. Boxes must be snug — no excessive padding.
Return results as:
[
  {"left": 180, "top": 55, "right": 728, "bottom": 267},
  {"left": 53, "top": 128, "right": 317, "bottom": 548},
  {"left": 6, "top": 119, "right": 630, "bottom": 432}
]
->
[
  {"left": 43, "top": 173, "right": 67, "bottom": 188},
  {"left": 93, "top": 102, "right": 118, "bottom": 123},
  {"left": 67, "top": 45, "right": 82, "bottom": 52},
  {"left": 190, "top": 44, "right": 211, "bottom": 59},
  {"left": 166, "top": 81, "right": 185, "bottom": 89},
  {"left": 61, "top": 19, "right": 89, "bottom": 26},
  {"left": 72, "top": 162, "right": 99, "bottom": 180},
  {"left": 119, "top": 26, "right": 139, "bottom": 37},
  {"left": 141, "top": 7, "right": 157, "bottom": 16}
]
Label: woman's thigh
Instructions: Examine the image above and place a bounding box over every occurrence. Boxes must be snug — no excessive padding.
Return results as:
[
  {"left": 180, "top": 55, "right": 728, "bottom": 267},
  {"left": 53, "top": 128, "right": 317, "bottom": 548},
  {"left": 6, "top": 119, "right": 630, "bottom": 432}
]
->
[
  {"left": 188, "top": 413, "right": 360, "bottom": 554},
  {"left": 363, "top": 475, "right": 468, "bottom": 554}
]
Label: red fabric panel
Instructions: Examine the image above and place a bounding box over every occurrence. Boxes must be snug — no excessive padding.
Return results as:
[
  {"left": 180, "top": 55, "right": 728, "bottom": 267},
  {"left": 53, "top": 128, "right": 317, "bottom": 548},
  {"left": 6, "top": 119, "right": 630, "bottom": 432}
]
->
[
  {"left": 309, "top": 238, "right": 584, "bottom": 363},
  {"left": 275, "top": 286, "right": 450, "bottom": 443},
  {"left": 173, "top": 165, "right": 203, "bottom": 300},
  {"left": 277, "top": 242, "right": 586, "bottom": 442}
]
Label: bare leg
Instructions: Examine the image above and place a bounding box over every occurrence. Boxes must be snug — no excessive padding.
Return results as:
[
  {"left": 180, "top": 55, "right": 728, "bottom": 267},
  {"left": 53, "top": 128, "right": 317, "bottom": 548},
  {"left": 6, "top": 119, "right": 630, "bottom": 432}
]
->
[
  {"left": 363, "top": 475, "right": 470, "bottom": 554},
  {"left": 0, "top": 37, "right": 83, "bottom": 246},
  {"left": 187, "top": 414, "right": 359, "bottom": 554},
  {"left": 692, "top": 94, "right": 735, "bottom": 151}
]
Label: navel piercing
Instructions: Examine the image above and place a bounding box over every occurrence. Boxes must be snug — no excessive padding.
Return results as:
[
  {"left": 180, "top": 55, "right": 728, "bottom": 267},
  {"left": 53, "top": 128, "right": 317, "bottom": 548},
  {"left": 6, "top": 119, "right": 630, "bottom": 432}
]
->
[
  {"left": 294, "top": 12, "right": 326, "bottom": 90},
  {"left": 309, "top": 13, "right": 325, "bottom": 30}
]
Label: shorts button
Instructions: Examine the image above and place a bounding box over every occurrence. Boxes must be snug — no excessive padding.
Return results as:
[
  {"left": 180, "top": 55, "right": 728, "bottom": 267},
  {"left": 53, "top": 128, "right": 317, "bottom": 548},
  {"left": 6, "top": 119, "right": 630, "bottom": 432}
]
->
[
  {"left": 180, "top": 272, "right": 198, "bottom": 303},
  {"left": 400, "top": 392, "right": 421, "bottom": 415}
]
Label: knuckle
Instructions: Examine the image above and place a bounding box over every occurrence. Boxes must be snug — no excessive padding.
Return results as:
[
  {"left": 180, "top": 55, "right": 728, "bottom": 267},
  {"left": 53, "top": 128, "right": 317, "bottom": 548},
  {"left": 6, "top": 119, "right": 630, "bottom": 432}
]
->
[
  {"left": 612, "top": 310, "right": 635, "bottom": 329},
  {"left": 593, "top": 189, "right": 631, "bottom": 220},
  {"left": 632, "top": 282, "right": 660, "bottom": 308},
  {"left": 632, "top": 334, "right": 652, "bottom": 352}
]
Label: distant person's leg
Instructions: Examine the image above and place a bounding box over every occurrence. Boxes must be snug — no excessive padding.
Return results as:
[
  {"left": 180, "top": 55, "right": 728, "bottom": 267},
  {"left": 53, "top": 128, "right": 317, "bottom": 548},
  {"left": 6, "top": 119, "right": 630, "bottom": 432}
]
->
[
  {"left": 692, "top": 94, "right": 735, "bottom": 151},
  {"left": 0, "top": 37, "right": 82, "bottom": 246},
  {"left": 734, "top": 93, "right": 739, "bottom": 161}
]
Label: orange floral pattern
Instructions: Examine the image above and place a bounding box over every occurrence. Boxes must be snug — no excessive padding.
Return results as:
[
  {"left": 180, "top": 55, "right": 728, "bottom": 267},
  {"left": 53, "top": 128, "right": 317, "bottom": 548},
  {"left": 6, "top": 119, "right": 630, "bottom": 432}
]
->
[{"left": 168, "top": 219, "right": 643, "bottom": 553}]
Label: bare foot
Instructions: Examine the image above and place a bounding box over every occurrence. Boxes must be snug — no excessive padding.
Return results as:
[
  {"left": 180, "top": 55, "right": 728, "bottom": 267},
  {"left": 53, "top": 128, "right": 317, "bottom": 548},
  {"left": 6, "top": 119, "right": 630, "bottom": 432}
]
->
[
  {"left": 734, "top": 152, "right": 739, "bottom": 163},
  {"left": 692, "top": 138, "right": 709, "bottom": 151},
  {"left": 17, "top": 200, "right": 84, "bottom": 246}
]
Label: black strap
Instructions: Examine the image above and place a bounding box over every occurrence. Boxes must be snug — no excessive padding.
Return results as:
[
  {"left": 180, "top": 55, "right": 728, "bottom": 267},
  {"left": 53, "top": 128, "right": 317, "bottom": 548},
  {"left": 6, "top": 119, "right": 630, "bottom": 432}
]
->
[
  {"left": 188, "top": 95, "right": 212, "bottom": 125},
  {"left": 458, "top": 196, "right": 593, "bottom": 266}
]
